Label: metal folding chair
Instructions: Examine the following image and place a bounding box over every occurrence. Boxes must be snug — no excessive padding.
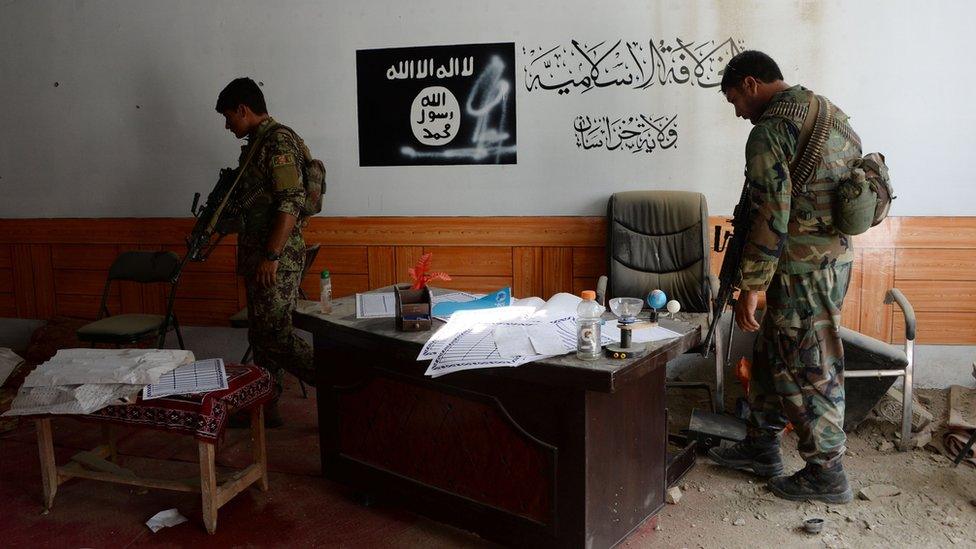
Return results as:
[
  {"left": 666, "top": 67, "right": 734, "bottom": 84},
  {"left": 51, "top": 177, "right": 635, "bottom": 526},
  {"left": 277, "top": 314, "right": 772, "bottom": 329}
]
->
[{"left": 76, "top": 251, "right": 185, "bottom": 349}]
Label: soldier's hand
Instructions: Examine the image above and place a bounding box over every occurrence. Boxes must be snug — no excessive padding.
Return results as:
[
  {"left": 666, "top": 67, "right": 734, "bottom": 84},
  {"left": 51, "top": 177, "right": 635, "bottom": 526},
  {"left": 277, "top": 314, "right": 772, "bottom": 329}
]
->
[
  {"left": 734, "top": 290, "right": 761, "bottom": 332},
  {"left": 257, "top": 259, "right": 278, "bottom": 288}
]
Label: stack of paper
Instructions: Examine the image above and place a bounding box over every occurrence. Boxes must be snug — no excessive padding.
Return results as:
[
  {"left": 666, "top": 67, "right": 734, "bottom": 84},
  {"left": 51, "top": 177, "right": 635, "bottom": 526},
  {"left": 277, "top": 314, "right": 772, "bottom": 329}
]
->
[
  {"left": 418, "top": 293, "right": 683, "bottom": 378},
  {"left": 3, "top": 349, "right": 194, "bottom": 416},
  {"left": 420, "top": 293, "right": 596, "bottom": 377}
]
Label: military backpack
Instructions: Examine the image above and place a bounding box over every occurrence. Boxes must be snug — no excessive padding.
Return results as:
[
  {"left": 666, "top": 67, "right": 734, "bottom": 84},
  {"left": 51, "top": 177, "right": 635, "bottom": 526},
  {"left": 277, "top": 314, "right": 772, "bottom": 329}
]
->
[
  {"left": 765, "top": 93, "right": 894, "bottom": 235},
  {"left": 274, "top": 124, "right": 326, "bottom": 217}
]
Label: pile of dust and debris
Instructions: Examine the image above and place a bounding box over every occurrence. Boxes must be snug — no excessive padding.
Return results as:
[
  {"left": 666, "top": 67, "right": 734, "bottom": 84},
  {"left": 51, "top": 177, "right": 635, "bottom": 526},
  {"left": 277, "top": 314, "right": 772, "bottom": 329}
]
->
[{"left": 645, "top": 388, "right": 976, "bottom": 549}]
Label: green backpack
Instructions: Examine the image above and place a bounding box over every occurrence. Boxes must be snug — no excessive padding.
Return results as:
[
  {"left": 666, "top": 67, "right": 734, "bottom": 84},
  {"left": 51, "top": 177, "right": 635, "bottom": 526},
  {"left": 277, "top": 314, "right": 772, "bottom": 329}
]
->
[
  {"left": 275, "top": 124, "right": 326, "bottom": 217},
  {"left": 835, "top": 152, "right": 894, "bottom": 235},
  {"left": 774, "top": 94, "right": 894, "bottom": 236}
]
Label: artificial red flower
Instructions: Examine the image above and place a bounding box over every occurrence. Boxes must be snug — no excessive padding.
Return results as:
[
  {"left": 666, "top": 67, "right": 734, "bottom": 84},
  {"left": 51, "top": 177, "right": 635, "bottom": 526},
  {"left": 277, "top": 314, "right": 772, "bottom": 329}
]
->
[{"left": 409, "top": 252, "right": 451, "bottom": 290}]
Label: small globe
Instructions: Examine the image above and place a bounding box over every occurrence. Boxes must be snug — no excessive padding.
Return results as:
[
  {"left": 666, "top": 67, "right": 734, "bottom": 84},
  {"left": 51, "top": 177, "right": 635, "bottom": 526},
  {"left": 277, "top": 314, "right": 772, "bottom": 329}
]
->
[{"left": 647, "top": 289, "right": 667, "bottom": 310}]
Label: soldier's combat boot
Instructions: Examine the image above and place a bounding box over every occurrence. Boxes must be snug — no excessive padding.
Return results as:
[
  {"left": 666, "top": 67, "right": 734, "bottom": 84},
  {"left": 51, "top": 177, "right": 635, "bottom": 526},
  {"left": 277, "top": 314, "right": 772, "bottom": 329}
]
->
[
  {"left": 707, "top": 435, "right": 784, "bottom": 477},
  {"left": 768, "top": 461, "right": 853, "bottom": 504}
]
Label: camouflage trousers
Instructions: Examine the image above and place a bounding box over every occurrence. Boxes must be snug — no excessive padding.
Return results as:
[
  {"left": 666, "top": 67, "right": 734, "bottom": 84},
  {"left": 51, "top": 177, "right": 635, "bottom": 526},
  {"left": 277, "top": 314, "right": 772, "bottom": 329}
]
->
[
  {"left": 748, "top": 262, "right": 852, "bottom": 467},
  {"left": 245, "top": 267, "right": 315, "bottom": 396}
]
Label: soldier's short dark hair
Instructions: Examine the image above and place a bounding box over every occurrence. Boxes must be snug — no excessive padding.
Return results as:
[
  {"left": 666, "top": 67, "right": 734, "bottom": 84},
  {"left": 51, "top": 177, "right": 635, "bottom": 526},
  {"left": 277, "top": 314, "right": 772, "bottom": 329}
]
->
[
  {"left": 720, "top": 51, "right": 784, "bottom": 93},
  {"left": 215, "top": 77, "right": 268, "bottom": 114}
]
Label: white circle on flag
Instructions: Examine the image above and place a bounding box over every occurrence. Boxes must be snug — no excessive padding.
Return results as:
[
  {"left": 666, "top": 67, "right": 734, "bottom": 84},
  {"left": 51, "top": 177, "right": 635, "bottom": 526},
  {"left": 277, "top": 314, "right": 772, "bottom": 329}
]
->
[{"left": 410, "top": 86, "right": 460, "bottom": 146}]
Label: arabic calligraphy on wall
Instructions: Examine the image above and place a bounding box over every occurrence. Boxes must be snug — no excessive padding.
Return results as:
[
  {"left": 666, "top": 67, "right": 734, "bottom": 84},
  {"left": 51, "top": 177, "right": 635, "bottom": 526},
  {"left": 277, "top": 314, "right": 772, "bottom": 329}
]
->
[
  {"left": 357, "top": 43, "right": 517, "bottom": 166},
  {"left": 523, "top": 38, "right": 744, "bottom": 95},
  {"left": 574, "top": 114, "right": 678, "bottom": 153}
]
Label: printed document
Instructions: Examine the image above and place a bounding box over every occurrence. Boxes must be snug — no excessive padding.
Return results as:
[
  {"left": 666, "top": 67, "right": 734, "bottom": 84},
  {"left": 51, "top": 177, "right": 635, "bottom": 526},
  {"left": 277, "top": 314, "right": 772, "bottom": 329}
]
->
[{"left": 142, "top": 358, "right": 228, "bottom": 400}]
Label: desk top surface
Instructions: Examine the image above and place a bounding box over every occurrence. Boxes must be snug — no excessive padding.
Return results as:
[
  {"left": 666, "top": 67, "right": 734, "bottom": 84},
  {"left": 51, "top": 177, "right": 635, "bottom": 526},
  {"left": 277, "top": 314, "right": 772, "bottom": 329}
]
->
[{"left": 294, "top": 293, "right": 706, "bottom": 392}]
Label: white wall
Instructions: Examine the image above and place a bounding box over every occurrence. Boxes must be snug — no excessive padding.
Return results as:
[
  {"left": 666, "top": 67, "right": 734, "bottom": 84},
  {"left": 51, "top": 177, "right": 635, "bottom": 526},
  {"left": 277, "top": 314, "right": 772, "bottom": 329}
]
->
[{"left": 1, "top": 0, "right": 973, "bottom": 218}]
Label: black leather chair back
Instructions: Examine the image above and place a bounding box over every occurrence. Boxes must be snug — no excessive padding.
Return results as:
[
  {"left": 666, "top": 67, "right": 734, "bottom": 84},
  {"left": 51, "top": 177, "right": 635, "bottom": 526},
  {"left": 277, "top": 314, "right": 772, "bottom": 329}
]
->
[{"left": 606, "top": 191, "right": 711, "bottom": 312}]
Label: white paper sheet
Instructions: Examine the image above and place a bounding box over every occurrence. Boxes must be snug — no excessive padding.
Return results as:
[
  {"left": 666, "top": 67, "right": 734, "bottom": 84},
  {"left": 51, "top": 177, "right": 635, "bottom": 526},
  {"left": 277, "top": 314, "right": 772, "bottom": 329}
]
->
[
  {"left": 146, "top": 508, "right": 188, "bottom": 533},
  {"left": 603, "top": 323, "right": 682, "bottom": 343},
  {"left": 3, "top": 383, "right": 143, "bottom": 416},
  {"left": 355, "top": 292, "right": 397, "bottom": 318},
  {"left": 23, "top": 349, "right": 195, "bottom": 387},
  {"left": 0, "top": 348, "right": 23, "bottom": 387},
  {"left": 142, "top": 358, "right": 228, "bottom": 400},
  {"left": 421, "top": 293, "right": 593, "bottom": 377}
]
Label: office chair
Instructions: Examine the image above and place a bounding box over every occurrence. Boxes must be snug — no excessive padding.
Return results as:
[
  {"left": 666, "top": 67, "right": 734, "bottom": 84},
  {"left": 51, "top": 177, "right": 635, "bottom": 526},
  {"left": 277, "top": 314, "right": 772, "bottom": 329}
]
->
[
  {"left": 76, "top": 251, "right": 185, "bottom": 349},
  {"left": 844, "top": 289, "right": 916, "bottom": 451},
  {"left": 595, "top": 190, "right": 725, "bottom": 411},
  {"left": 231, "top": 244, "right": 321, "bottom": 398}
]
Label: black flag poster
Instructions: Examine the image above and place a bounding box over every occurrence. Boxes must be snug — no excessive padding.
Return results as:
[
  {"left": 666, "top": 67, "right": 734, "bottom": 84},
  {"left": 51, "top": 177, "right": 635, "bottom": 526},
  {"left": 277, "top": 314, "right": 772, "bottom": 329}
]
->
[{"left": 356, "top": 42, "right": 517, "bottom": 166}]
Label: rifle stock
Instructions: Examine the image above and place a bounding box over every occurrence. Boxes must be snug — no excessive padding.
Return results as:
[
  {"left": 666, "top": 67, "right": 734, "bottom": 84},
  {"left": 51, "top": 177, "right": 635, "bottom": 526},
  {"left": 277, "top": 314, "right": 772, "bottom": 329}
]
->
[{"left": 701, "top": 181, "right": 752, "bottom": 356}]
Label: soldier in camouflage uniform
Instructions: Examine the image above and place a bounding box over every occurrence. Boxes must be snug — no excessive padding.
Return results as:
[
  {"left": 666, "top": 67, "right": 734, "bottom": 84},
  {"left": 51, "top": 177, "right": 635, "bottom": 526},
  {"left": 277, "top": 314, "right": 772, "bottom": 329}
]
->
[
  {"left": 708, "top": 51, "right": 860, "bottom": 504},
  {"left": 216, "top": 77, "right": 315, "bottom": 427}
]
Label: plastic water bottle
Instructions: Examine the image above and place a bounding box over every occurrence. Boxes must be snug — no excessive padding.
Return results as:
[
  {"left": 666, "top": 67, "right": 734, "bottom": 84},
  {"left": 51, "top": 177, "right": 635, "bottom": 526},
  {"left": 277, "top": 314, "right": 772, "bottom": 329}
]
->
[
  {"left": 320, "top": 269, "right": 332, "bottom": 314},
  {"left": 576, "top": 290, "right": 603, "bottom": 360}
]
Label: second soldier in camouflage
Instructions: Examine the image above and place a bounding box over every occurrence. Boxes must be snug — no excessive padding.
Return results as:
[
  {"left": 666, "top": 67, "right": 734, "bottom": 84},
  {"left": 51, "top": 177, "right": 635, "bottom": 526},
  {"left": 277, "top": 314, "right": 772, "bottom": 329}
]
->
[{"left": 709, "top": 51, "right": 861, "bottom": 504}]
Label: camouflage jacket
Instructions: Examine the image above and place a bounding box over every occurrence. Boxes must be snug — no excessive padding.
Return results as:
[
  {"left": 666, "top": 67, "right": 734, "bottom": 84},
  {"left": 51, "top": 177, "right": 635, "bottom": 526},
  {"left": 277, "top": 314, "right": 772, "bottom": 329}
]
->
[
  {"left": 738, "top": 86, "right": 860, "bottom": 291},
  {"left": 234, "top": 117, "right": 307, "bottom": 275}
]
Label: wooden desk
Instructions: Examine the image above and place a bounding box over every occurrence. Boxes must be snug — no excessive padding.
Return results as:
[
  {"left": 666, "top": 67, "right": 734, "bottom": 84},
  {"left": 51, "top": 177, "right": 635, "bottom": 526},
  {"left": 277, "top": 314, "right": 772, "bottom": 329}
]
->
[{"left": 294, "top": 298, "right": 703, "bottom": 548}]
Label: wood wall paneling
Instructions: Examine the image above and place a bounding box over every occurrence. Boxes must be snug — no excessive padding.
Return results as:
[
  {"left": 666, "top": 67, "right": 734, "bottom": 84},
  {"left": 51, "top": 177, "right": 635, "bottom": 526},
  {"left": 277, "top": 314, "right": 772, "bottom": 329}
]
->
[
  {"left": 176, "top": 273, "right": 239, "bottom": 301},
  {"left": 394, "top": 246, "right": 424, "bottom": 285},
  {"left": 895, "top": 249, "right": 976, "bottom": 281},
  {"left": 12, "top": 244, "right": 36, "bottom": 318},
  {"left": 2, "top": 217, "right": 975, "bottom": 346},
  {"left": 542, "top": 247, "right": 574, "bottom": 298},
  {"left": 0, "top": 294, "right": 15, "bottom": 317},
  {"left": 0, "top": 269, "right": 13, "bottom": 294},
  {"left": 50, "top": 244, "right": 119, "bottom": 271},
  {"left": 424, "top": 246, "right": 513, "bottom": 277},
  {"left": 892, "top": 312, "right": 976, "bottom": 345},
  {"left": 896, "top": 280, "right": 976, "bottom": 312},
  {"left": 0, "top": 245, "right": 12, "bottom": 269},
  {"left": 512, "top": 247, "right": 543, "bottom": 299},
  {"left": 367, "top": 246, "right": 396, "bottom": 289},
  {"left": 30, "top": 245, "right": 56, "bottom": 319},
  {"left": 56, "top": 294, "right": 116, "bottom": 320},
  {"left": 859, "top": 248, "right": 895, "bottom": 341}
]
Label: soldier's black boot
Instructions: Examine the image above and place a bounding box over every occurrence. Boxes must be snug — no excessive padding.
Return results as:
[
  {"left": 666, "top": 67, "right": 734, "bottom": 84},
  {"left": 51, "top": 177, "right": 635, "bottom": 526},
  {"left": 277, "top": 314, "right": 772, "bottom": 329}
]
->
[
  {"left": 708, "top": 435, "right": 784, "bottom": 477},
  {"left": 768, "top": 461, "right": 853, "bottom": 504}
]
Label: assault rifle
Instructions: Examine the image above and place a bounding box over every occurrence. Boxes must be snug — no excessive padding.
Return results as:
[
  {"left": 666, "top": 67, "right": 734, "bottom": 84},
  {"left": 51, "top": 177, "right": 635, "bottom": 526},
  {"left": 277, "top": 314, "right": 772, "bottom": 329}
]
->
[
  {"left": 701, "top": 180, "right": 752, "bottom": 357},
  {"left": 186, "top": 167, "right": 241, "bottom": 262}
]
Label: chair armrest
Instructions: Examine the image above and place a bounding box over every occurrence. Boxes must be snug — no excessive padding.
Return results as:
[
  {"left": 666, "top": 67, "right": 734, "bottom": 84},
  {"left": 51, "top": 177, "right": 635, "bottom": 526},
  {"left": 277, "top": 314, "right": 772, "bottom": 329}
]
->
[
  {"left": 884, "top": 288, "right": 916, "bottom": 341},
  {"left": 596, "top": 275, "right": 608, "bottom": 307}
]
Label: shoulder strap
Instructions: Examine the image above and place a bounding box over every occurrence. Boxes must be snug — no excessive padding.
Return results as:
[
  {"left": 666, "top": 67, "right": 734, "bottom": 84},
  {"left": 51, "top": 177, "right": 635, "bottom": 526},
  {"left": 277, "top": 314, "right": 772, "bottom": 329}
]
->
[{"left": 790, "top": 94, "right": 833, "bottom": 195}]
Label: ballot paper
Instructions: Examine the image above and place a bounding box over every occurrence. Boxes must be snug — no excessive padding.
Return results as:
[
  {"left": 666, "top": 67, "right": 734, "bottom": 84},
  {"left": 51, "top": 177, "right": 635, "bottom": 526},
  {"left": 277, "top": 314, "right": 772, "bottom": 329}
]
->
[
  {"left": 421, "top": 293, "right": 592, "bottom": 377},
  {"left": 356, "top": 292, "right": 397, "bottom": 318},
  {"left": 0, "top": 348, "right": 24, "bottom": 387},
  {"left": 22, "top": 349, "right": 195, "bottom": 387},
  {"left": 142, "top": 358, "right": 228, "bottom": 400}
]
